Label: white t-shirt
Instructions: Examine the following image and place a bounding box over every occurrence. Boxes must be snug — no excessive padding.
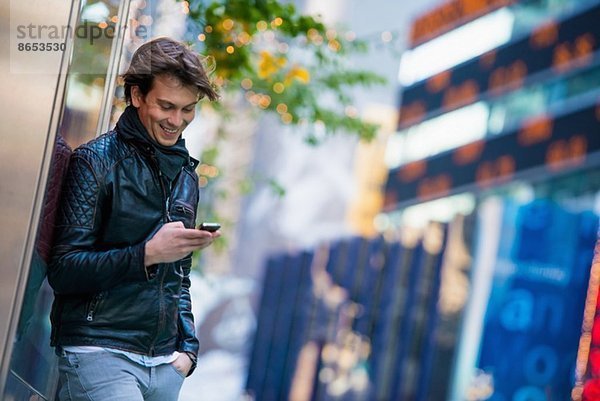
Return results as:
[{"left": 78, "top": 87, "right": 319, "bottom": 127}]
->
[{"left": 63, "top": 345, "right": 179, "bottom": 367}]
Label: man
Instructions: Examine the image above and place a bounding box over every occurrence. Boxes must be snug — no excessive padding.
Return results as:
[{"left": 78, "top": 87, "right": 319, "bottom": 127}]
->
[{"left": 48, "top": 37, "right": 219, "bottom": 401}]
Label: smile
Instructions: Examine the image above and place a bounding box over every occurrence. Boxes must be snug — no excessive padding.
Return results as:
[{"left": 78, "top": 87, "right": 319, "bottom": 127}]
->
[{"left": 160, "top": 124, "right": 179, "bottom": 134}]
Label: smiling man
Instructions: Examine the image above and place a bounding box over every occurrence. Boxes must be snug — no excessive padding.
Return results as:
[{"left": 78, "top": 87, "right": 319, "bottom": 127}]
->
[{"left": 48, "top": 37, "right": 219, "bottom": 401}]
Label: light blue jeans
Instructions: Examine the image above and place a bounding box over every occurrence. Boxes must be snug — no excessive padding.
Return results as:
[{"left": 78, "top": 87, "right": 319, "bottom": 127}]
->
[{"left": 57, "top": 350, "right": 185, "bottom": 401}]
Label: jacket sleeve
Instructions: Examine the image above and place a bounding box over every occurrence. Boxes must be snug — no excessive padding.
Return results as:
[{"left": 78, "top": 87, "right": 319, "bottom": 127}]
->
[
  {"left": 48, "top": 147, "right": 149, "bottom": 295},
  {"left": 177, "top": 257, "right": 200, "bottom": 375},
  {"left": 36, "top": 134, "right": 72, "bottom": 264},
  {"left": 177, "top": 185, "right": 200, "bottom": 375}
]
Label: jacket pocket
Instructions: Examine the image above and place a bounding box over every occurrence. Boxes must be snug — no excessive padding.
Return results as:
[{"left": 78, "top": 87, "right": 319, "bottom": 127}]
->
[
  {"left": 85, "top": 292, "right": 105, "bottom": 322},
  {"left": 170, "top": 200, "right": 195, "bottom": 228}
]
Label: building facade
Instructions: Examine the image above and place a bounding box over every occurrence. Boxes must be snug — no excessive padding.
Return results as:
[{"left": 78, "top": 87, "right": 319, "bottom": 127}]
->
[{"left": 383, "top": 0, "right": 600, "bottom": 399}]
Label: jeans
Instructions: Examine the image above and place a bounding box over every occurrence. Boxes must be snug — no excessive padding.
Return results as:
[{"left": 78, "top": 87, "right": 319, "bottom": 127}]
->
[{"left": 57, "top": 350, "right": 185, "bottom": 401}]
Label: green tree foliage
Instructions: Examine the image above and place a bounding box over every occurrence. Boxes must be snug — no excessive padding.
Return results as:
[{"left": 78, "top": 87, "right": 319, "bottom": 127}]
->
[{"left": 179, "top": 0, "right": 387, "bottom": 142}]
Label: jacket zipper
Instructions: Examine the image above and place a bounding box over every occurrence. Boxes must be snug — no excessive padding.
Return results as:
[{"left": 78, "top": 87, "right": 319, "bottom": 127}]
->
[
  {"left": 149, "top": 157, "right": 174, "bottom": 355},
  {"left": 86, "top": 293, "right": 104, "bottom": 322},
  {"left": 174, "top": 203, "right": 194, "bottom": 216},
  {"left": 148, "top": 265, "right": 167, "bottom": 356},
  {"left": 158, "top": 170, "right": 172, "bottom": 223},
  {"left": 149, "top": 152, "right": 171, "bottom": 223}
]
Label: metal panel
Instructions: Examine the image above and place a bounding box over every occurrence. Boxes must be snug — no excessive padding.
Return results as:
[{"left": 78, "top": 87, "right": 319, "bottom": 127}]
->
[
  {"left": 0, "top": 0, "right": 78, "bottom": 395},
  {"left": 96, "top": 0, "right": 132, "bottom": 136}
]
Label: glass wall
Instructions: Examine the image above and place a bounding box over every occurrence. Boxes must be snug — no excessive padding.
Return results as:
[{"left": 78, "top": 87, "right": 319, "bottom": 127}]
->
[
  {"left": 0, "top": 0, "right": 76, "bottom": 397},
  {"left": 2, "top": 1, "right": 131, "bottom": 399}
]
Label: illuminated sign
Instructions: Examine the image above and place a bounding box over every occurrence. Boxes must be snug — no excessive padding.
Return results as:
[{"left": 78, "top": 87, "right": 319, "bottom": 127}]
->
[
  {"left": 409, "top": 0, "right": 516, "bottom": 48},
  {"left": 399, "top": 3, "right": 600, "bottom": 128},
  {"left": 386, "top": 101, "right": 490, "bottom": 170},
  {"left": 384, "top": 102, "right": 600, "bottom": 210},
  {"left": 399, "top": 8, "right": 515, "bottom": 87}
]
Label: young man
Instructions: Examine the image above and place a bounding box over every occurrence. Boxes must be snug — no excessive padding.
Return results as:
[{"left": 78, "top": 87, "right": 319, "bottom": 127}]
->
[{"left": 48, "top": 37, "right": 219, "bottom": 401}]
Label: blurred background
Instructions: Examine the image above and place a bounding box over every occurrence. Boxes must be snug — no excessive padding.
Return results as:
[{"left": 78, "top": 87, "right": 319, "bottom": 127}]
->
[{"left": 1, "top": 0, "right": 600, "bottom": 400}]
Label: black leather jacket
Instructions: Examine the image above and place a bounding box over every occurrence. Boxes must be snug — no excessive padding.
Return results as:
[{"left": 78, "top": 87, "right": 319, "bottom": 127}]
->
[{"left": 48, "top": 129, "right": 200, "bottom": 367}]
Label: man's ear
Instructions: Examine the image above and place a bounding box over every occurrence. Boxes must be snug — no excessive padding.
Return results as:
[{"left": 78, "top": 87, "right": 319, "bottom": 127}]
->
[{"left": 131, "top": 86, "right": 143, "bottom": 108}]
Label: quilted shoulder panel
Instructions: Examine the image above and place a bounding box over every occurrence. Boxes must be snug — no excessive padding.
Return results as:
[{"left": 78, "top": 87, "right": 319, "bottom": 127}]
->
[
  {"left": 56, "top": 151, "right": 100, "bottom": 229},
  {"left": 56, "top": 132, "right": 133, "bottom": 229},
  {"left": 83, "top": 131, "right": 133, "bottom": 168}
]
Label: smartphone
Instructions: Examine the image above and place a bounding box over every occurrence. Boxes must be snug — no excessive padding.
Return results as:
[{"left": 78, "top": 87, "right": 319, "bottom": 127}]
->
[{"left": 198, "top": 222, "right": 221, "bottom": 232}]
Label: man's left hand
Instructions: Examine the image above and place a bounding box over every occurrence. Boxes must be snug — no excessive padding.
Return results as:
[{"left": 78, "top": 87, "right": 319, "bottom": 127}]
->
[{"left": 171, "top": 352, "right": 193, "bottom": 377}]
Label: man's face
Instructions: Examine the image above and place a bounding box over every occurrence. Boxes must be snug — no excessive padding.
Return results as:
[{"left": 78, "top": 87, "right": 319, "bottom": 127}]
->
[{"left": 131, "top": 74, "right": 200, "bottom": 147}]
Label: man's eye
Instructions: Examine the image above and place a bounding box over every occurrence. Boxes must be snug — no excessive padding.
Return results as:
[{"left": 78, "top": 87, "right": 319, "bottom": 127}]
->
[
  {"left": 183, "top": 108, "right": 195, "bottom": 113},
  {"left": 160, "top": 105, "right": 173, "bottom": 110}
]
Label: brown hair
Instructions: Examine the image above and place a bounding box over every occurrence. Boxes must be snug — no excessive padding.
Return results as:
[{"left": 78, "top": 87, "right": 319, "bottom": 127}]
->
[{"left": 122, "top": 37, "right": 219, "bottom": 103}]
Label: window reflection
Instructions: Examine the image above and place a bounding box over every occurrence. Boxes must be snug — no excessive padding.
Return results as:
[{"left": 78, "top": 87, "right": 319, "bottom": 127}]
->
[
  {"left": 6, "top": 134, "right": 72, "bottom": 401},
  {"left": 61, "top": 0, "right": 123, "bottom": 149}
]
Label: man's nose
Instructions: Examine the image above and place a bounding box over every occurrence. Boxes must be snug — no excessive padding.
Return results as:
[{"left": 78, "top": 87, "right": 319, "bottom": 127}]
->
[{"left": 168, "top": 110, "right": 183, "bottom": 127}]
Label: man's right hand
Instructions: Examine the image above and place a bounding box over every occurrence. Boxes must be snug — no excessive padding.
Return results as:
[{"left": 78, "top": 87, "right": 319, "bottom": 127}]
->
[{"left": 144, "top": 221, "right": 219, "bottom": 266}]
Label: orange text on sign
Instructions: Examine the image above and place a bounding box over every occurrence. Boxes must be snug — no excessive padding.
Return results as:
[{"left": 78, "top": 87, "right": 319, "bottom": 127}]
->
[
  {"left": 545, "top": 135, "right": 587, "bottom": 171},
  {"left": 518, "top": 115, "right": 553, "bottom": 146}
]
